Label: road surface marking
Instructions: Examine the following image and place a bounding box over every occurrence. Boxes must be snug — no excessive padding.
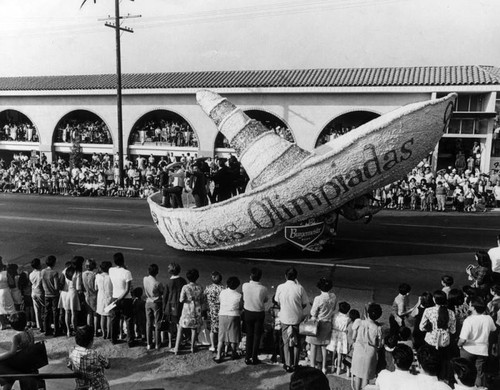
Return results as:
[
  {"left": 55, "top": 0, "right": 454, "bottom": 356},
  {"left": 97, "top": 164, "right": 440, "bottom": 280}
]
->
[
  {"left": 68, "top": 242, "right": 144, "bottom": 251},
  {"left": 0, "top": 215, "right": 151, "bottom": 228},
  {"left": 337, "top": 237, "right": 477, "bottom": 250},
  {"left": 241, "top": 257, "right": 370, "bottom": 269},
  {"left": 68, "top": 207, "right": 128, "bottom": 212},
  {"left": 381, "top": 223, "right": 498, "bottom": 232}
]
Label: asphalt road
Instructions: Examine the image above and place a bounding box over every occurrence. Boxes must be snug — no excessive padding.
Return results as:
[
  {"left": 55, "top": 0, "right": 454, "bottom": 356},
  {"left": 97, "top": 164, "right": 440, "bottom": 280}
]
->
[{"left": 1, "top": 193, "right": 498, "bottom": 305}]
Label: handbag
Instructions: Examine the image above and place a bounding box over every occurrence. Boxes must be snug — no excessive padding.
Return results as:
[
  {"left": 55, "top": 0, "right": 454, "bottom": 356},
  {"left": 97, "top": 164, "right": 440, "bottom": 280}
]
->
[
  {"left": 158, "top": 315, "right": 169, "bottom": 332},
  {"left": 7, "top": 341, "right": 48, "bottom": 372},
  {"left": 299, "top": 318, "right": 318, "bottom": 337}
]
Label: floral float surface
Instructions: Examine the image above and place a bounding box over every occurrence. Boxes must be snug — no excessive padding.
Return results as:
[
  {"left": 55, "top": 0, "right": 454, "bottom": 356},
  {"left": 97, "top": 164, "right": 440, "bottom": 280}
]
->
[{"left": 148, "top": 91, "right": 456, "bottom": 252}]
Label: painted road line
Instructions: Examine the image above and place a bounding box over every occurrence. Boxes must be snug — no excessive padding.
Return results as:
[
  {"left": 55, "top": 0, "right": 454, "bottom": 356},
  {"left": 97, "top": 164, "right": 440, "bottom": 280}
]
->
[
  {"left": 68, "top": 242, "right": 144, "bottom": 251},
  {"left": 381, "top": 223, "right": 499, "bottom": 232},
  {"left": 0, "top": 215, "right": 152, "bottom": 228},
  {"left": 68, "top": 207, "right": 129, "bottom": 212},
  {"left": 337, "top": 237, "right": 477, "bottom": 250},
  {"left": 242, "top": 257, "right": 370, "bottom": 269}
]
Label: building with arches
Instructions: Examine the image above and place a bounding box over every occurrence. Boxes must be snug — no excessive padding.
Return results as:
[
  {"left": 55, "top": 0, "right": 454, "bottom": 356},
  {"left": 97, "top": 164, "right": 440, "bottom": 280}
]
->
[{"left": 0, "top": 65, "right": 499, "bottom": 173}]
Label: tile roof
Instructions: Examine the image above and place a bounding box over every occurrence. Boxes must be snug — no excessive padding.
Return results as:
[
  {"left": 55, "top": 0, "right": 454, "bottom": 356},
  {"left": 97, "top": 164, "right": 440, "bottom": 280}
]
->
[{"left": 0, "top": 65, "right": 499, "bottom": 92}]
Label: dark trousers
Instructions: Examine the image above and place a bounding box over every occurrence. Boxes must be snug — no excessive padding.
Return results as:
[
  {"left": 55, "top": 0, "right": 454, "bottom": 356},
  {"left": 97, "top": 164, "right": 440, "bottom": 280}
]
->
[
  {"left": 43, "top": 295, "right": 60, "bottom": 336},
  {"left": 244, "top": 310, "right": 265, "bottom": 360},
  {"left": 165, "top": 186, "right": 183, "bottom": 208},
  {"left": 111, "top": 298, "right": 135, "bottom": 345}
]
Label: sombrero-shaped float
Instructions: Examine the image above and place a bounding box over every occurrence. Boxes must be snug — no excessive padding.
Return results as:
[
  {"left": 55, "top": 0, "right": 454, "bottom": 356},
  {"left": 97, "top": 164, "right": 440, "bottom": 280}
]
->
[{"left": 148, "top": 91, "right": 456, "bottom": 252}]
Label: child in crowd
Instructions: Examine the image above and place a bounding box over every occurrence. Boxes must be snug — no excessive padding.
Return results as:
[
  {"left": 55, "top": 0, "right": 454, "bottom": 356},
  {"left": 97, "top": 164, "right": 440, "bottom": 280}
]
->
[
  {"left": 68, "top": 325, "right": 110, "bottom": 390},
  {"left": 397, "top": 326, "right": 413, "bottom": 349},
  {"left": 327, "top": 301, "right": 351, "bottom": 375},
  {"left": 441, "top": 275, "right": 454, "bottom": 297},
  {"left": 389, "top": 283, "right": 412, "bottom": 336},
  {"left": 382, "top": 334, "right": 398, "bottom": 372},
  {"left": 132, "top": 287, "right": 146, "bottom": 342},
  {"left": 269, "top": 296, "right": 283, "bottom": 364},
  {"left": 410, "top": 188, "right": 418, "bottom": 210},
  {"left": 426, "top": 187, "right": 435, "bottom": 211},
  {"left": 18, "top": 270, "right": 35, "bottom": 328},
  {"left": 342, "top": 309, "right": 360, "bottom": 377}
]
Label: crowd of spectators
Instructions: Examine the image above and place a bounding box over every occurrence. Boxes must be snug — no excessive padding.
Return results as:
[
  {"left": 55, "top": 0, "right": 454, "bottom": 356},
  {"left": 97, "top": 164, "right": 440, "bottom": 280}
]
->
[
  {"left": 375, "top": 163, "right": 500, "bottom": 212},
  {"left": 1, "top": 235, "right": 500, "bottom": 389},
  {"left": 0, "top": 151, "right": 249, "bottom": 204},
  {"left": 0, "top": 121, "right": 38, "bottom": 142},
  {"left": 54, "top": 120, "right": 112, "bottom": 144},
  {"left": 130, "top": 119, "right": 198, "bottom": 147}
]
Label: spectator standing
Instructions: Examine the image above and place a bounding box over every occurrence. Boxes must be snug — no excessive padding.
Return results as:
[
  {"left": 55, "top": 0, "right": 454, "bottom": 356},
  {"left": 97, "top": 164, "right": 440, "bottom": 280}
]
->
[
  {"left": 29, "top": 258, "right": 44, "bottom": 331},
  {"left": 0, "top": 257, "right": 15, "bottom": 329},
  {"left": 214, "top": 276, "right": 242, "bottom": 363},
  {"left": 164, "top": 263, "right": 187, "bottom": 349},
  {"left": 415, "top": 345, "right": 452, "bottom": 390},
  {"left": 488, "top": 234, "right": 500, "bottom": 282},
  {"left": 131, "top": 287, "right": 146, "bottom": 342},
  {"left": 203, "top": 271, "right": 224, "bottom": 353},
  {"left": 95, "top": 261, "right": 113, "bottom": 340},
  {"left": 375, "top": 344, "right": 417, "bottom": 390},
  {"left": 82, "top": 259, "right": 99, "bottom": 334},
  {"left": 468, "top": 251, "right": 493, "bottom": 299},
  {"left": 7, "top": 264, "right": 22, "bottom": 311},
  {"left": 61, "top": 257, "right": 84, "bottom": 337},
  {"left": 306, "top": 277, "right": 336, "bottom": 374},
  {"left": 109, "top": 252, "right": 135, "bottom": 347},
  {"left": 143, "top": 264, "right": 164, "bottom": 350},
  {"left": 274, "top": 267, "right": 309, "bottom": 373},
  {"left": 436, "top": 181, "right": 448, "bottom": 211},
  {"left": 441, "top": 275, "right": 454, "bottom": 297},
  {"left": 412, "top": 291, "right": 435, "bottom": 351},
  {"left": 351, "top": 303, "right": 383, "bottom": 390},
  {"left": 41, "top": 255, "right": 61, "bottom": 337},
  {"left": 458, "top": 297, "right": 496, "bottom": 388},
  {"left": 242, "top": 267, "right": 268, "bottom": 365},
  {"left": 389, "top": 283, "right": 412, "bottom": 335},
  {"left": 68, "top": 325, "right": 110, "bottom": 390},
  {"left": 174, "top": 268, "right": 203, "bottom": 354},
  {"left": 327, "top": 301, "right": 351, "bottom": 375},
  {"left": 419, "top": 290, "right": 456, "bottom": 381}
]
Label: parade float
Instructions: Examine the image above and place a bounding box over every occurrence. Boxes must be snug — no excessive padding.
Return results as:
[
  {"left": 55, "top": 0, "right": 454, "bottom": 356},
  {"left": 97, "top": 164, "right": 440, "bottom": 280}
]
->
[{"left": 147, "top": 90, "right": 456, "bottom": 252}]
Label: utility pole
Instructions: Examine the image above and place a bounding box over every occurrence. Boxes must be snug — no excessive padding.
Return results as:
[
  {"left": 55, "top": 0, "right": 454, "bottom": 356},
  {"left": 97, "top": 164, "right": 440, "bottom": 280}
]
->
[{"left": 99, "top": 1, "right": 140, "bottom": 186}]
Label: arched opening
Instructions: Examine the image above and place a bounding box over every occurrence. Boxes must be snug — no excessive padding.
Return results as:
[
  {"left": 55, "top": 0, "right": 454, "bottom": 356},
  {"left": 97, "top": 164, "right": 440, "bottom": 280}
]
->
[
  {"left": 0, "top": 109, "right": 39, "bottom": 142},
  {"left": 215, "top": 109, "right": 294, "bottom": 149},
  {"left": 54, "top": 110, "right": 112, "bottom": 144},
  {"left": 129, "top": 109, "right": 197, "bottom": 148},
  {"left": 315, "top": 111, "right": 380, "bottom": 148}
]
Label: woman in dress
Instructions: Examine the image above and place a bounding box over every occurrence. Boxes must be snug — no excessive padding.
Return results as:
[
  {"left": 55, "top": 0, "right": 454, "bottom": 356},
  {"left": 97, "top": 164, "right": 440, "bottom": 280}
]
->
[
  {"left": 62, "top": 257, "right": 84, "bottom": 337},
  {"left": 6, "top": 264, "right": 22, "bottom": 311},
  {"left": 0, "top": 257, "right": 15, "bottom": 329},
  {"left": 164, "top": 263, "right": 187, "bottom": 349},
  {"left": 203, "top": 271, "right": 224, "bottom": 352},
  {"left": 351, "top": 303, "right": 383, "bottom": 390},
  {"left": 411, "top": 291, "right": 434, "bottom": 351},
  {"left": 174, "top": 268, "right": 203, "bottom": 354},
  {"left": 95, "top": 261, "right": 113, "bottom": 339},
  {"left": 327, "top": 301, "right": 351, "bottom": 375},
  {"left": 306, "top": 277, "right": 336, "bottom": 374},
  {"left": 82, "top": 259, "right": 99, "bottom": 335},
  {"left": 214, "top": 276, "right": 242, "bottom": 363}
]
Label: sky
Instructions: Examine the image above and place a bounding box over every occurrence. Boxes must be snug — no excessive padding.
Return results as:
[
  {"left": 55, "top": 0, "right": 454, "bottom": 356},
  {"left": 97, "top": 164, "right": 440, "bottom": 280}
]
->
[{"left": 1, "top": 0, "right": 499, "bottom": 77}]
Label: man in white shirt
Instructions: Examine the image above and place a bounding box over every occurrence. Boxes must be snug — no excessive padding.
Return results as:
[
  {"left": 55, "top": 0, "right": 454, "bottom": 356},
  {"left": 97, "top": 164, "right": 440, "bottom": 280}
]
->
[
  {"left": 109, "top": 252, "right": 135, "bottom": 347},
  {"left": 458, "top": 298, "right": 496, "bottom": 388},
  {"left": 242, "top": 267, "right": 268, "bottom": 365},
  {"left": 415, "top": 345, "right": 452, "bottom": 390},
  {"left": 275, "top": 267, "right": 309, "bottom": 373},
  {"left": 376, "top": 344, "right": 418, "bottom": 390},
  {"left": 488, "top": 234, "right": 500, "bottom": 277}
]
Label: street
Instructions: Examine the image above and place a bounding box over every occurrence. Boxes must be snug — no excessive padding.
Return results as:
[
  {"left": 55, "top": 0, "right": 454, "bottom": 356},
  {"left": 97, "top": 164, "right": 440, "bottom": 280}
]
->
[{"left": 1, "top": 193, "right": 498, "bottom": 305}]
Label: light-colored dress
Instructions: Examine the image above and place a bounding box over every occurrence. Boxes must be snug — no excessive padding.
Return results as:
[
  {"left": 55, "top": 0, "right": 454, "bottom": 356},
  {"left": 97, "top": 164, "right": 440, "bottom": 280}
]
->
[
  {"left": 82, "top": 270, "right": 97, "bottom": 312},
  {"left": 0, "top": 270, "right": 15, "bottom": 315},
  {"left": 306, "top": 291, "right": 336, "bottom": 346},
  {"left": 327, "top": 311, "right": 351, "bottom": 353},
  {"left": 62, "top": 271, "right": 82, "bottom": 312},
  {"left": 95, "top": 273, "right": 113, "bottom": 317},
  {"left": 351, "top": 318, "right": 382, "bottom": 380},
  {"left": 204, "top": 283, "right": 224, "bottom": 333},
  {"left": 179, "top": 282, "right": 203, "bottom": 329}
]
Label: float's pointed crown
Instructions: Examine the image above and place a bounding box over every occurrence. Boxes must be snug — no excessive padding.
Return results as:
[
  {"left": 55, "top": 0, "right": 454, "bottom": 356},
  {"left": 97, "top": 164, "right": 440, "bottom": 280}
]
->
[{"left": 196, "top": 90, "right": 227, "bottom": 116}]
